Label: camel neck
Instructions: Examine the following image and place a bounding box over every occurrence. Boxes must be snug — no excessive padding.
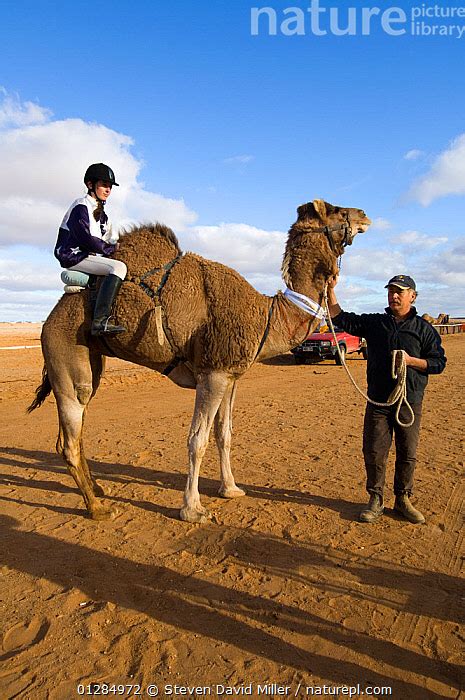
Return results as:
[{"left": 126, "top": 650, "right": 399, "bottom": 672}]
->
[
  {"left": 256, "top": 292, "right": 321, "bottom": 361},
  {"left": 284, "top": 256, "right": 327, "bottom": 313}
]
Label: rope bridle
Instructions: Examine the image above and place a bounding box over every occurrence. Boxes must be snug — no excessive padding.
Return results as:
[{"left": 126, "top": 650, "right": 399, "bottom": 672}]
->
[{"left": 322, "top": 211, "right": 355, "bottom": 254}]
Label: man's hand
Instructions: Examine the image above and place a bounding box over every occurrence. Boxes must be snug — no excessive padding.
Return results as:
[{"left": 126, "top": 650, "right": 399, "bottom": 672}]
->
[
  {"left": 403, "top": 353, "right": 428, "bottom": 372},
  {"left": 326, "top": 273, "right": 342, "bottom": 318},
  {"left": 327, "top": 272, "right": 339, "bottom": 289}
]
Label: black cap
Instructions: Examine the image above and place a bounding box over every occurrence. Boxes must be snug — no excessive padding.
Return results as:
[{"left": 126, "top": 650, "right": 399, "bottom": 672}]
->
[
  {"left": 385, "top": 275, "right": 416, "bottom": 291},
  {"left": 84, "top": 163, "right": 119, "bottom": 186}
]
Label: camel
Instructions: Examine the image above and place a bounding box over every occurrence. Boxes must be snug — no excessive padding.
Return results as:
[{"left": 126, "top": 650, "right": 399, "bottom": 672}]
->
[
  {"left": 29, "top": 199, "right": 371, "bottom": 523},
  {"left": 421, "top": 313, "right": 449, "bottom": 325}
]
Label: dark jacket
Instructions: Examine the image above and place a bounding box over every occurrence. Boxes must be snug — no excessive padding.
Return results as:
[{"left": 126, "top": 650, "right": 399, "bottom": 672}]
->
[
  {"left": 54, "top": 195, "right": 116, "bottom": 268},
  {"left": 333, "top": 307, "right": 446, "bottom": 403}
]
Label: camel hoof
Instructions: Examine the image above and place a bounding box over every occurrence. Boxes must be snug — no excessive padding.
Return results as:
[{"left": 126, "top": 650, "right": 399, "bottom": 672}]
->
[
  {"left": 219, "top": 486, "right": 246, "bottom": 499},
  {"left": 92, "top": 482, "right": 105, "bottom": 497},
  {"left": 180, "top": 506, "right": 209, "bottom": 524},
  {"left": 88, "top": 501, "right": 117, "bottom": 521}
]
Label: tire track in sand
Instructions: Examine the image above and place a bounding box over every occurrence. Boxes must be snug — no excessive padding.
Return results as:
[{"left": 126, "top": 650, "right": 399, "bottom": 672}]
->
[{"left": 391, "top": 480, "right": 464, "bottom": 650}]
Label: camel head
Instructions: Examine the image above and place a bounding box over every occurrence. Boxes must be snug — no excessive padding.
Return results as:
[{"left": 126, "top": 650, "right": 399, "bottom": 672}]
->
[
  {"left": 282, "top": 199, "right": 371, "bottom": 290},
  {"left": 296, "top": 199, "right": 371, "bottom": 250}
]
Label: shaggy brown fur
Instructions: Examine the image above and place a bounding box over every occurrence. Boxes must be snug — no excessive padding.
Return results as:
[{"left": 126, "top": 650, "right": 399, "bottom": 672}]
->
[
  {"left": 30, "top": 200, "right": 371, "bottom": 523},
  {"left": 120, "top": 222, "right": 182, "bottom": 279},
  {"left": 109, "top": 226, "right": 272, "bottom": 372},
  {"left": 282, "top": 200, "right": 368, "bottom": 294}
]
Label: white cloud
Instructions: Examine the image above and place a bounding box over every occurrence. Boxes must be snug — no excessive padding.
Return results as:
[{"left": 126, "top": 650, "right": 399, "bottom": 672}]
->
[
  {"left": 384, "top": 240, "right": 465, "bottom": 316},
  {"left": 407, "top": 133, "right": 465, "bottom": 205},
  {"left": 432, "top": 241, "right": 465, "bottom": 286},
  {"left": 242, "top": 273, "right": 283, "bottom": 296},
  {"left": 181, "top": 223, "right": 285, "bottom": 276},
  {"left": 404, "top": 149, "right": 424, "bottom": 161},
  {"left": 334, "top": 279, "right": 386, "bottom": 314},
  {"left": 0, "top": 90, "right": 198, "bottom": 320},
  {"left": 335, "top": 243, "right": 465, "bottom": 316},
  {"left": 342, "top": 248, "right": 407, "bottom": 281},
  {"left": 0, "top": 292, "right": 62, "bottom": 322},
  {"left": 223, "top": 154, "right": 254, "bottom": 165},
  {"left": 393, "top": 229, "right": 448, "bottom": 251},
  {"left": 0, "top": 87, "right": 52, "bottom": 128},
  {"left": 0, "top": 91, "right": 197, "bottom": 251},
  {"left": 0, "top": 247, "right": 60, "bottom": 291},
  {"left": 371, "top": 217, "right": 391, "bottom": 231},
  {"left": 0, "top": 198, "right": 65, "bottom": 247}
]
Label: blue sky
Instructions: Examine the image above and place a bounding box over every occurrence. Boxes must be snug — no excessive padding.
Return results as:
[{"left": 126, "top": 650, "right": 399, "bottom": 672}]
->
[{"left": 1, "top": 0, "right": 464, "bottom": 320}]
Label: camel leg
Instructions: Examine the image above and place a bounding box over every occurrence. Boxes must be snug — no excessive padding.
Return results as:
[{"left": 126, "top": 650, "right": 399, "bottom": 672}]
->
[
  {"left": 46, "top": 344, "right": 114, "bottom": 520},
  {"left": 56, "top": 352, "right": 106, "bottom": 498},
  {"left": 87, "top": 352, "right": 106, "bottom": 497},
  {"left": 215, "top": 382, "right": 246, "bottom": 499},
  {"left": 180, "top": 371, "right": 232, "bottom": 524}
]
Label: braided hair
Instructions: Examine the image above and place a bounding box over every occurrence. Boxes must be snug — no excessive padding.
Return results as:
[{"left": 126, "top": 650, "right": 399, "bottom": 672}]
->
[
  {"left": 86, "top": 182, "right": 105, "bottom": 222},
  {"left": 93, "top": 198, "right": 105, "bottom": 222}
]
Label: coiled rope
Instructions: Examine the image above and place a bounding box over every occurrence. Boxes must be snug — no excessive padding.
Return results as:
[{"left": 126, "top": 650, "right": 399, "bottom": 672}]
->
[{"left": 323, "top": 288, "right": 415, "bottom": 427}]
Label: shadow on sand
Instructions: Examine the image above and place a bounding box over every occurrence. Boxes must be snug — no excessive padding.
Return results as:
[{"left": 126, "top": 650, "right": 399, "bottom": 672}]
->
[
  {"left": 1, "top": 446, "right": 362, "bottom": 522},
  {"left": 0, "top": 513, "right": 461, "bottom": 696}
]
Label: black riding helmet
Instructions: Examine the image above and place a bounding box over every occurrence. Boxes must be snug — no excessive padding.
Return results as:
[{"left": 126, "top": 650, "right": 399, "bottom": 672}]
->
[{"left": 84, "top": 163, "right": 119, "bottom": 187}]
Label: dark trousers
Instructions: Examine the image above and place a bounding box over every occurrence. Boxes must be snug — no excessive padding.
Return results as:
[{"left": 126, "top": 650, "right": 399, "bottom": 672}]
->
[{"left": 362, "top": 402, "right": 423, "bottom": 498}]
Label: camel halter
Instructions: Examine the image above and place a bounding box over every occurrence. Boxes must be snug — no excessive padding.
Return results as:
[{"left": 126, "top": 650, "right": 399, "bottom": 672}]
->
[
  {"left": 312, "top": 212, "right": 355, "bottom": 254},
  {"left": 282, "top": 216, "right": 354, "bottom": 323},
  {"left": 322, "top": 286, "right": 415, "bottom": 427}
]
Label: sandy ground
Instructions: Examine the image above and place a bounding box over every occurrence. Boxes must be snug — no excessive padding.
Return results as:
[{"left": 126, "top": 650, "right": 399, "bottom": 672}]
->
[{"left": 0, "top": 323, "right": 463, "bottom": 700}]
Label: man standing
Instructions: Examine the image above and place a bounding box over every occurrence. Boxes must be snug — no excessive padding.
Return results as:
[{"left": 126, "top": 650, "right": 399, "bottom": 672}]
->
[{"left": 327, "top": 275, "right": 446, "bottom": 524}]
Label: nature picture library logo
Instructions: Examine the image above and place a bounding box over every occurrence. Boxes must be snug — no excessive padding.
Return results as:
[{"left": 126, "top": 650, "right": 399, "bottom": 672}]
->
[{"left": 250, "top": 1, "right": 465, "bottom": 38}]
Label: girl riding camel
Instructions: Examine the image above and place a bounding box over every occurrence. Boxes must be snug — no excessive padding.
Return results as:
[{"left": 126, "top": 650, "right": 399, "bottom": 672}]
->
[{"left": 54, "top": 163, "right": 127, "bottom": 336}]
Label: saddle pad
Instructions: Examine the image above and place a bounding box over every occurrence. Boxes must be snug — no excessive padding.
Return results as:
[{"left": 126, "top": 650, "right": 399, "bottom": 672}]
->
[{"left": 61, "top": 270, "right": 90, "bottom": 287}]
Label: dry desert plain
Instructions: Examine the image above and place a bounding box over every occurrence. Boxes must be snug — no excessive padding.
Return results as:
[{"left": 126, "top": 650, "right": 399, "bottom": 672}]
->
[{"left": 0, "top": 323, "right": 463, "bottom": 699}]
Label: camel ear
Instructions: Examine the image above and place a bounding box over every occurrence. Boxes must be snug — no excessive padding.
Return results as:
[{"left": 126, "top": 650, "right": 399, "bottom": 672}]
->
[
  {"left": 312, "top": 199, "right": 327, "bottom": 220},
  {"left": 297, "top": 202, "right": 316, "bottom": 221}
]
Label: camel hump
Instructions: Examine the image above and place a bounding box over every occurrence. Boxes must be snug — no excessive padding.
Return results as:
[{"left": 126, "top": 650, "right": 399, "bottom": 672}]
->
[{"left": 117, "top": 223, "right": 182, "bottom": 278}]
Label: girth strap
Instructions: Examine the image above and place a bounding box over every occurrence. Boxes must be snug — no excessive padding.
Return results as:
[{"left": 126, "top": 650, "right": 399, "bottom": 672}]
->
[
  {"left": 132, "top": 254, "right": 185, "bottom": 372},
  {"left": 254, "top": 296, "right": 277, "bottom": 360},
  {"left": 136, "top": 254, "right": 183, "bottom": 302}
]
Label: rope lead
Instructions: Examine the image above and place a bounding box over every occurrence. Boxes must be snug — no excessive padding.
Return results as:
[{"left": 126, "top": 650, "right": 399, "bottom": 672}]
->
[{"left": 323, "top": 287, "right": 415, "bottom": 427}]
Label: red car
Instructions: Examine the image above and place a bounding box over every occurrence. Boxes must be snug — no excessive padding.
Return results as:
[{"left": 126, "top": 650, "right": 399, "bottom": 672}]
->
[{"left": 291, "top": 326, "right": 367, "bottom": 365}]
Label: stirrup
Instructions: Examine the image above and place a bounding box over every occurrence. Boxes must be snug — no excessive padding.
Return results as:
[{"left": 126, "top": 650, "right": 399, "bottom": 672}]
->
[{"left": 91, "top": 317, "right": 126, "bottom": 336}]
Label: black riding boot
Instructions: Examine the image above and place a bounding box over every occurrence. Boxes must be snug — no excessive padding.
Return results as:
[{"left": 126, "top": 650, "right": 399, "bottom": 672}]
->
[{"left": 91, "top": 274, "right": 126, "bottom": 336}]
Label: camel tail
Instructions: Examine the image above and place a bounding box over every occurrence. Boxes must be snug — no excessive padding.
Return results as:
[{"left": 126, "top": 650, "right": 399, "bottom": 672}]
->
[{"left": 27, "top": 366, "right": 52, "bottom": 413}]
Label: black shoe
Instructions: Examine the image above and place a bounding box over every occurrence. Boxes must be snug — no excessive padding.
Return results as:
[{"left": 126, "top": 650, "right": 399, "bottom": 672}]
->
[
  {"left": 91, "top": 275, "right": 126, "bottom": 336},
  {"left": 359, "top": 494, "right": 384, "bottom": 523},
  {"left": 394, "top": 495, "right": 425, "bottom": 524}
]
